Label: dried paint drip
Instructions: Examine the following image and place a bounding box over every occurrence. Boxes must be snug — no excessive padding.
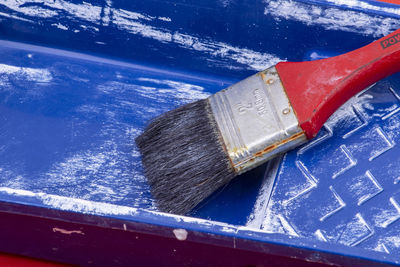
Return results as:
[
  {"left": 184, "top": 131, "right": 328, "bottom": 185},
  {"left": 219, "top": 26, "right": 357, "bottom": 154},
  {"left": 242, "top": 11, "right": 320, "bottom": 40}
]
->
[{"left": 53, "top": 227, "right": 85, "bottom": 235}]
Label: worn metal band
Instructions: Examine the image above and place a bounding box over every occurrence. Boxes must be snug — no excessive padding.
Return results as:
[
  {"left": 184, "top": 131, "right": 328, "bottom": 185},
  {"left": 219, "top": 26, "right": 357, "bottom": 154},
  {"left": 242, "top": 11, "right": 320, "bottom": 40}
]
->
[{"left": 209, "top": 66, "right": 307, "bottom": 174}]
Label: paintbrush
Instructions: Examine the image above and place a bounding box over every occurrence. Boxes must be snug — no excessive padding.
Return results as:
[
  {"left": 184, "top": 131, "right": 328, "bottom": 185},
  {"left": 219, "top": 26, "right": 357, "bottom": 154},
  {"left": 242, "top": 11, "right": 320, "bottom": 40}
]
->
[{"left": 136, "top": 29, "right": 400, "bottom": 215}]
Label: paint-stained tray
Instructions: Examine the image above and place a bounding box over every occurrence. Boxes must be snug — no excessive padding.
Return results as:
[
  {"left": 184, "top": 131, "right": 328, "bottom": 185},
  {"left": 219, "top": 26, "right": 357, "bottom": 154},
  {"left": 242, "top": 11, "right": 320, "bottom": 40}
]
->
[{"left": 1, "top": 0, "right": 400, "bottom": 265}]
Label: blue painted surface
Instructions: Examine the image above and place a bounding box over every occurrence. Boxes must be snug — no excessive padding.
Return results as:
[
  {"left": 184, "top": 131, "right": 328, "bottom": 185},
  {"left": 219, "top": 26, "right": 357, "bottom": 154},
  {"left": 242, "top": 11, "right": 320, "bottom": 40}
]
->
[
  {"left": 261, "top": 75, "right": 400, "bottom": 256},
  {"left": 0, "top": 0, "right": 400, "bottom": 265}
]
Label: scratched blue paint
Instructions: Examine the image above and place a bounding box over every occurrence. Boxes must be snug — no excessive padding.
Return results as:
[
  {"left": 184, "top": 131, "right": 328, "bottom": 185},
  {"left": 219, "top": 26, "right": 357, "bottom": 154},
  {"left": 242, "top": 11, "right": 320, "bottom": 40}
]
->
[{"left": 0, "top": 0, "right": 400, "bottom": 265}]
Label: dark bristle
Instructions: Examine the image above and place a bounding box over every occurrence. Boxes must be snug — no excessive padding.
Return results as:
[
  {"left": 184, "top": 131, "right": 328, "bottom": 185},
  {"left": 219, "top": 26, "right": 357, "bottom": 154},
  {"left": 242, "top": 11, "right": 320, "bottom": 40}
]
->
[{"left": 135, "top": 99, "right": 236, "bottom": 215}]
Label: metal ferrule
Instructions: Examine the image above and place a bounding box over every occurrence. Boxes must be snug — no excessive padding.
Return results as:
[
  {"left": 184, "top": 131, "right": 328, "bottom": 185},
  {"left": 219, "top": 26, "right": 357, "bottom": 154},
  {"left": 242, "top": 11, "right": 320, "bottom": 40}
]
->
[{"left": 209, "top": 66, "right": 307, "bottom": 174}]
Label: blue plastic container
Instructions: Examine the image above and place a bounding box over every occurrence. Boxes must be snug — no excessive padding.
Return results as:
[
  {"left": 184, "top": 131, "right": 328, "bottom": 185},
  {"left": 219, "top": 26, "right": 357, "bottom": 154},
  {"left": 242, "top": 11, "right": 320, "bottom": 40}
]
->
[{"left": 0, "top": 0, "right": 400, "bottom": 265}]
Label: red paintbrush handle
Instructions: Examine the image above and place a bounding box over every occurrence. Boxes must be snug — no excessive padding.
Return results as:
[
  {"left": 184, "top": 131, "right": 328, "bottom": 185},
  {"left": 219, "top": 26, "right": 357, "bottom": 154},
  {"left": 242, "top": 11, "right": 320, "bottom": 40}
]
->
[{"left": 276, "top": 29, "right": 400, "bottom": 139}]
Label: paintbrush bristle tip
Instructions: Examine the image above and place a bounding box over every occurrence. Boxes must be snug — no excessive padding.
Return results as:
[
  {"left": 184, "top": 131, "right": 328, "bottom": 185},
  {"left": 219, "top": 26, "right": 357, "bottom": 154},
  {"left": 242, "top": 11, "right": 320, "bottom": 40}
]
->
[{"left": 136, "top": 99, "right": 235, "bottom": 214}]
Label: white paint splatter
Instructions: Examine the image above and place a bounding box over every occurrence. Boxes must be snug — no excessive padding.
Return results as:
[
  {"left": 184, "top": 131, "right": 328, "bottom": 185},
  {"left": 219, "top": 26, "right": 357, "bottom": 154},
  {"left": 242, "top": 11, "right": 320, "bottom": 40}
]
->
[
  {"left": 51, "top": 23, "right": 68, "bottom": 30},
  {"left": 0, "top": 63, "right": 52, "bottom": 88},
  {"left": 219, "top": 0, "right": 235, "bottom": 8},
  {"left": 101, "top": 0, "right": 112, "bottom": 26},
  {"left": 0, "top": 63, "right": 51, "bottom": 81},
  {"left": 0, "top": 0, "right": 281, "bottom": 71},
  {"left": 373, "top": 208, "right": 400, "bottom": 229},
  {"left": 246, "top": 158, "right": 281, "bottom": 229},
  {"left": 171, "top": 213, "right": 241, "bottom": 232},
  {"left": 222, "top": 226, "right": 237, "bottom": 233},
  {"left": 158, "top": 16, "right": 171, "bottom": 22},
  {"left": 2, "top": 0, "right": 100, "bottom": 21},
  {"left": 173, "top": 229, "right": 188, "bottom": 240},
  {"left": 169, "top": 32, "right": 280, "bottom": 70},
  {"left": 0, "top": 11, "right": 32, "bottom": 22},
  {"left": 382, "top": 236, "right": 400, "bottom": 248},
  {"left": 325, "top": 90, "right": 372, "bottom": 128},
  {"left": 0, "top": 187, "right": 37, "bottom": 197},
  {"left": 325, "top": 0, "right": 400, "bottom": 16},
  {"left": 43, "top": 137, "right": 148, "bottom": 206},
  {"left": 0, "top": 186, "right": 139, "bottom": 215},
  {"left": 114, "top": 8, "right": 154, "bottom": 22},
  {"left": 264, "top": 0, "right": 400, "bottom": 37},
  {"left": 372, "top": 242, "right": 390, "bottom": 254},
  {"left": 136, "top": 78, "right": 210, "bottom": 101},
  {"left": 257, "top": 198, "right": 299, "bottom": 236}
]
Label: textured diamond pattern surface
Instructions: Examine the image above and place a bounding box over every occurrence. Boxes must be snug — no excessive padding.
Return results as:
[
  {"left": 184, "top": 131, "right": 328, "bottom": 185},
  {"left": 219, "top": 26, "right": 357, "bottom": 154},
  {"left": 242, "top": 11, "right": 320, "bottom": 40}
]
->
[{"left": 261, "top": 77, "right": 400, "bottom": 254}]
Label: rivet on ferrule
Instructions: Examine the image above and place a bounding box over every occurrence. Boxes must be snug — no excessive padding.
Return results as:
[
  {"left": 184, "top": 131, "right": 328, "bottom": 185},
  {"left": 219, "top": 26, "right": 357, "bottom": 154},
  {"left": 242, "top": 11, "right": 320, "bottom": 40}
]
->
[{"left": 282, "top": 108, "right": 291, "bottom": 115}]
